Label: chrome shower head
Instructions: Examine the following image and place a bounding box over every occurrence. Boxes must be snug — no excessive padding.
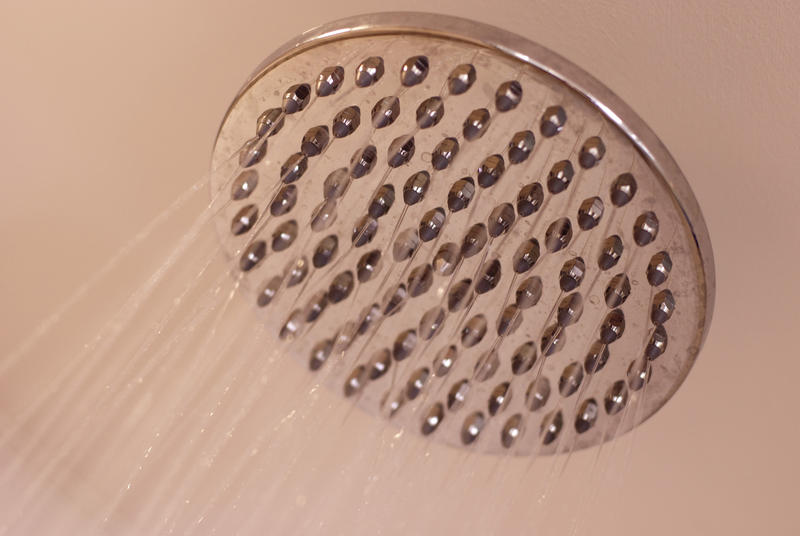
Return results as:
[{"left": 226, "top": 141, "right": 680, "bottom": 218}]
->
[{"left": 210, "top": 13, "right": 715, "bottom": 456}]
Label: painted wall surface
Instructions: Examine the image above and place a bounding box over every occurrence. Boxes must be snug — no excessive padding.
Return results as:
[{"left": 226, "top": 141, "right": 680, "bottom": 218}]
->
[{"left": 1, "top": 1, "right": 798, "bottom": 534}]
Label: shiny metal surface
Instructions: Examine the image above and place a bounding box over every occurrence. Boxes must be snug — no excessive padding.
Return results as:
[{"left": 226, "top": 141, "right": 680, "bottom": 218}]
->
[{"left": 210, "top": 13, "right": 714, "bottom": 455}]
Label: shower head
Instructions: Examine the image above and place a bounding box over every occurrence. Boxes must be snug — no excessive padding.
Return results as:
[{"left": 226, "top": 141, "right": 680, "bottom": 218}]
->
[{"left": 210, "top": 13, "right": 714, "bottom": 456}]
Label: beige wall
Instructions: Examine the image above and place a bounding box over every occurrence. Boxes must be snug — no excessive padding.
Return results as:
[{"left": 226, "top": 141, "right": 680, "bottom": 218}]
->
[{"left": 1, "top": 1, "right": 799, "bottom": 534}]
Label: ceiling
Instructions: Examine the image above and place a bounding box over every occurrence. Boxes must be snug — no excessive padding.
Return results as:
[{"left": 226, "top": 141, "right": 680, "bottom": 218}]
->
[{"left": 0, "top": 1, "right": 798, "bottom": 534}]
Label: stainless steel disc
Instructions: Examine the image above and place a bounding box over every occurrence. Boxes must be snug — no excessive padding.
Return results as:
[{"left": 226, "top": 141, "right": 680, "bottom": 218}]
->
[{"left": 210, "top": 13, "right": 715, "bottom": 455}]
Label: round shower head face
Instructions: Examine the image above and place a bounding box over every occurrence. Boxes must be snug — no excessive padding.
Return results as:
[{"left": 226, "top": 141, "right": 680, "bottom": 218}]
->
[{"left": 210, "top": 14, "right": 714, "bottom": 456}]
